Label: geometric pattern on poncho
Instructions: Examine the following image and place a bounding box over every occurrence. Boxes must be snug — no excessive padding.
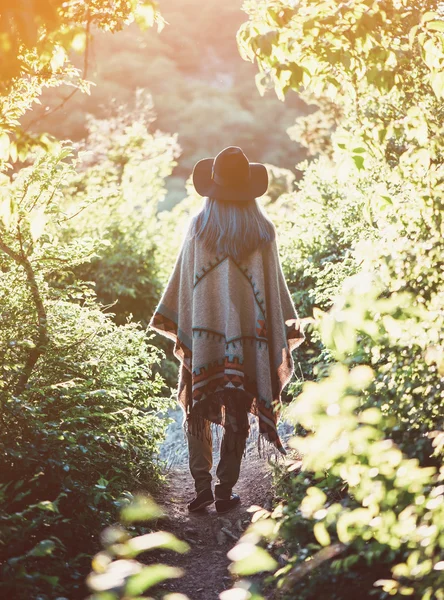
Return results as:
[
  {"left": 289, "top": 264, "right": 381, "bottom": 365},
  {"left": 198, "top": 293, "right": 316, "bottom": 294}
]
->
[
  {"left": 189, "top": 354, "right": 284, "bottom": 449},
  {"left": 192, "top": 355, "right": 250, "bottom": 402},
  {"left": 152, "top": 307, "right": 285, "bottom": 450},
  {"left": 148, "top": 225, "right": 305, "bottom": 456},
  {"left": 195, "top": 254, "right": 267, "bottom": 322}
]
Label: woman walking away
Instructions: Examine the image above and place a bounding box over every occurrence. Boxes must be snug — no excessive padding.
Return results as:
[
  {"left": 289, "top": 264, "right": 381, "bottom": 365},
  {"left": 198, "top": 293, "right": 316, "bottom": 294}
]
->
[{"left": 149, "top": 146, "right": 305, "bottom": 514}]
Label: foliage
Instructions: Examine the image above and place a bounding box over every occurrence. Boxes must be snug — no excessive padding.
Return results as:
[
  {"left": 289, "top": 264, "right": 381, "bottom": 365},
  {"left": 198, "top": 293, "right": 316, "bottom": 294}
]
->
[
  {"left": 86, "top": 494, "right": 190, "bottom": 600},
  {"left": 229, "top": 364, "right": 443, "bottom": 600},
  {"left": 0, "top": 145, "right": 174, "bottom": 599},
  {"left": 225, "top": 1, "right": 444, "bottom": 599},
  {"left": 0, "top": 0, "right": 163, "bottom": 84},
  {"left": 2, "top": 0, "right": 444, "bottom": 598},
  {"left": 0, "top": 4, "right": 178, "bottom": 597},
  {"left": 57, "top": 89, "right": 185, "bottom": 391},
  {"left": 20, "top": 0, "right": 309, "bottom": 198},
  {"left": 263, "top": 156, "right": 378, "bottom": 392},
  {"left": 0, "top": 0, "right": 163, "bottom": 177},
  {"left": 56, "top": 89, "right": 181, "bottom": 326}
]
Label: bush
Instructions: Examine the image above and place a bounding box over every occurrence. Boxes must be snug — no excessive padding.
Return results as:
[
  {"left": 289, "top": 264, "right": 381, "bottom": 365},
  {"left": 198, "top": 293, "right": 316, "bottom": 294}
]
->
[
  {"left": 86, "top": 494, "right": 190, "bottom": 600},
  {"left": 224, "top": 2, "right": 444, "bottom": 599},
  {"left": 0, "top": 145, "right": 173, "bottom": 599}
]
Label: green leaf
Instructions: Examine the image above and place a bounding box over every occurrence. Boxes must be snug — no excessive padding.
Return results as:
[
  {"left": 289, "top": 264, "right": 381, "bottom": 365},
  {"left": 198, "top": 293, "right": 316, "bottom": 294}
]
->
[
  {"left": 0, "top": 197, "right": 13, "bottom": 228},
  {"left": 301, "top": 487, "right": 327, "bottom": 518},
  {"left": 0, "top": 132, "right": 10, "bottom": 161},
  {"left": 255, "top": 72, "right": 267, "bottom": 97},
  {"left": 426, "top": 21, "right": 444, "bottom": 32},
  {"left": 123, "top": 531, "right": 189, "bottom": 557},
  {"left": 121, "top": 495, "right": 164, "bottom": 523},
  {"left": 71, "top": 30, "right": 87, "bottom": 52},
  {"left": 39, "top": 574, "right": 59, "bottom": 586},
  {"left": 28, "top": 539, "right": 56, "bottom": 557},
  {"left": 353, "top": 155, "right": 365, "bottom": 170},
  {"left": 421, "top": 12, "right": 439, "bottom": 24},
  {"left": 290, "top": 65, "right": 305, "bottom": 89},
  {"left": 29, "top": 208, "right": 47, "bottom": 242},
  {"left": 9, "top": 141, "right": 17, "bottom": 162},
  {"left": 36, "top": 500, "right": 58, "bottom": 512},
  {"left": 220, "top": 588, "right": 266, "bottom": 600},
  {"left": 256, "top": 30, "right": 279, "bottom": 57},
  {"left": 135, "top": 3, "right": 155, "bottom": 30},
  {"left": 314, "top": 522, "right": 331, "bottom": 547},
  {"left": 125, "top": 564, "right": 183, "bottom": 595},
  {"left": 228, "top": 543, "right": 278, "bottom": 575},
  {"left": 58, "top": 146, "right": 74, "bottom": 160},
  {"left": 50, "top": 46, "right": 66, "bottom": 70},
  {"left": 430, "top": 70, "right": 444, "bottom": 99},
  {"left": 378, "top": 128, "right": 387, "bottom": 143},
  {"left": 423, "top": 39, "right": 443, "bottom": 69}
]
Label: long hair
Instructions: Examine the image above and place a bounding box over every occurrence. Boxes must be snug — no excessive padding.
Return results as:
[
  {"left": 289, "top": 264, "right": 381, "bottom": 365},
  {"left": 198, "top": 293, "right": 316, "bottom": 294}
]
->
[{"left": 190, "top": 197, "right": 276, "bottom": 262}]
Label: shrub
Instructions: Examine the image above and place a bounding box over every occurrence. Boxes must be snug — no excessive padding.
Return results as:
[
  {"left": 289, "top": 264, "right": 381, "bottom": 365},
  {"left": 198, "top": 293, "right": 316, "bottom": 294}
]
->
[
  {"left": 0, "top": 145, "right": 173, "bottom": 599},
  {"left": 224, "top": 1, "right": 444, "bottom": 598},
  {"left": 86, "top": 494, "right": 190, "bottom": 600}
]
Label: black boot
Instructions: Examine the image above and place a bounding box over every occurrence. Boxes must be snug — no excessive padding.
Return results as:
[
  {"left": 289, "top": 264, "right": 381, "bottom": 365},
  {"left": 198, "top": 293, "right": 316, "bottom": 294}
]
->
[
  {"left": 215, "top": 493, "right": 241, "bottom": 514},
  {"left": 187, "top": 488, "right": 214, "bottom": 512}
]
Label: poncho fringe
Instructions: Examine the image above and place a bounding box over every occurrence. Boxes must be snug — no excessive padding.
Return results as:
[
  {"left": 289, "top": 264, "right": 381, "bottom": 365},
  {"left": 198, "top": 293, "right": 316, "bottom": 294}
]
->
[{"left": 149, "top": 218, "right": 305, "bottom": 456}]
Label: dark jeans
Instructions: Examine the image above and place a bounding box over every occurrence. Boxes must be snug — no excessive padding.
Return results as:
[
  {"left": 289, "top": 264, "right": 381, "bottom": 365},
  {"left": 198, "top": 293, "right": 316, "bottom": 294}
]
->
[{"left": 187, "top": 418, "right": 247, "bottom": 499}]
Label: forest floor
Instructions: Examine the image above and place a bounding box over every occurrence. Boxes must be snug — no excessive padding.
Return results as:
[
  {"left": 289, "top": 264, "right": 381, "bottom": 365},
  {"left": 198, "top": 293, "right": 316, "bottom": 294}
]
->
[{"left": 151, "top": 408, "right": 294, "bottom": 600}]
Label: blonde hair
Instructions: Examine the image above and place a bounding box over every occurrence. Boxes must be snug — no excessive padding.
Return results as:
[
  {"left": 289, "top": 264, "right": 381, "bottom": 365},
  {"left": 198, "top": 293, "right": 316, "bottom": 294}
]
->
[{"left": 190, "top": 197, "right": 276, "bottom": 262}]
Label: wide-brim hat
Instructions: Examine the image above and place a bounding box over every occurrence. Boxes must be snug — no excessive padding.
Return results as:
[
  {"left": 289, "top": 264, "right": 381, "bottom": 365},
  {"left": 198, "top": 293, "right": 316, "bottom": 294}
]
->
[{"left": 192, "top": 146, "right": 268, "bottom": 202}]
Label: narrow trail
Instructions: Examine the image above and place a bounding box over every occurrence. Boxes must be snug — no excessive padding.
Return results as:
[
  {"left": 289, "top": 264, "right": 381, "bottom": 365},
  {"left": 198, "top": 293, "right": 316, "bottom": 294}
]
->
[
  {"left": 151, "top": 409, "right": 292, "bottom": 599},
  {"left": 156, "top": 454, "right": 273, "bottom": 599}
]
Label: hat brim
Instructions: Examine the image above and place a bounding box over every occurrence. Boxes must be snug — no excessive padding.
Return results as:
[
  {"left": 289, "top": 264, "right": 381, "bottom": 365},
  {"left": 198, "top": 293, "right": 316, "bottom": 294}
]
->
[{"left": 192, "top": 158, "right": 268, "bottom": 202}]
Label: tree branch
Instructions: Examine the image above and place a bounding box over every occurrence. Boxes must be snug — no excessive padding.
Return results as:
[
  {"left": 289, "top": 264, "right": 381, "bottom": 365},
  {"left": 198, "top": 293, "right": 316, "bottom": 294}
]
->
[
  {"left": 0, "top": 238, "right": 22, "bottom": 264},
  {"left": 0, "top": 236, "right": 49, "bottom": 396},
  {"left": 23, "top": 13, "right": 92, "bottom": 132},
  {"left": 280, "top": 542, "right": 347, "bottom": 593}
]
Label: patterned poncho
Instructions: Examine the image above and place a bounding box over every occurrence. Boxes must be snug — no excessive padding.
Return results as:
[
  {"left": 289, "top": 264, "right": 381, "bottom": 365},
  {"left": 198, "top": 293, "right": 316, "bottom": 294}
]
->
[{"left": 148, "top": 219, "right": 305, "bottom": 455}]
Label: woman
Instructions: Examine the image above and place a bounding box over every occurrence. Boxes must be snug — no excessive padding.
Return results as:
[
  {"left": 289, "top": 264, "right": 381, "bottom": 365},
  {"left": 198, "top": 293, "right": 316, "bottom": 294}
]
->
[{"left": 149, "top": 146, "right": 305, "bottom": 514}]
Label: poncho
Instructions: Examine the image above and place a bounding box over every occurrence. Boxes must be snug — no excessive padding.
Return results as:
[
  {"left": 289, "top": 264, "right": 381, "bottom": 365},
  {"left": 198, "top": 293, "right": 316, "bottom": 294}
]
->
[{"left": 148, "top": 218, "right": 305, "bottom": 455}]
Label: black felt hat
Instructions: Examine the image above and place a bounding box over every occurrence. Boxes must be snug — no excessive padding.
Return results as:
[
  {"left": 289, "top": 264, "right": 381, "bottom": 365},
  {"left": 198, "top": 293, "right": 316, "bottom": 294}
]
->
[{"left": 192, "top": 146, "right": 268, "bottom": 202}]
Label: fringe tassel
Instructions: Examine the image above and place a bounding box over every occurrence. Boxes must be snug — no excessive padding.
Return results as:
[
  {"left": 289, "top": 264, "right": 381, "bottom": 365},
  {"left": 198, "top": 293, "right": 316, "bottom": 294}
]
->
[
  {"left": 257, "top": 432, "right": 284, "bottom": 462},
  {"left": 183, "top": 390, "right": 283, "bottom": 460},
  {"left": 184, "top": 415, "right": 248, "bottom": 457}
]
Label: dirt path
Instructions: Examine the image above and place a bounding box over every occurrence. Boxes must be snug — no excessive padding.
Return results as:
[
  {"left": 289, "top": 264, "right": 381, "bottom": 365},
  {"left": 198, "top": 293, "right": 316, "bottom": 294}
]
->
[
  {"left": 151, "top": 410, "right": 286, "bottom": 599},
  {"left": 156, "top": 456, "right": 273, "bottom": 599}
]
